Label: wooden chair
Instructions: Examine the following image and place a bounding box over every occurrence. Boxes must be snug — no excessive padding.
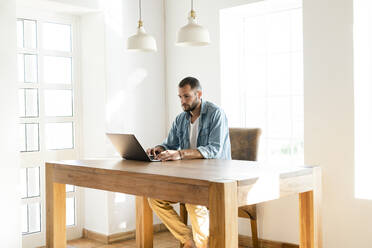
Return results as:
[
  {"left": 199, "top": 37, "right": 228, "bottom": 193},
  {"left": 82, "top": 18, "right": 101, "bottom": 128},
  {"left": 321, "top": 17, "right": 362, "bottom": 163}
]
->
[{"left": 179, "top": 128, "right": 262, "bottom": 248}]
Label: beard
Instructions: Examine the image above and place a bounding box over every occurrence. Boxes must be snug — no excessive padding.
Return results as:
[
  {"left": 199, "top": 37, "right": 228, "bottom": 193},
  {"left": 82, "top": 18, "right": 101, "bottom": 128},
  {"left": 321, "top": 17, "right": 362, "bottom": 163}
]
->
[{"left": 182, "top": 98, "right": 200, "bottom": 113}]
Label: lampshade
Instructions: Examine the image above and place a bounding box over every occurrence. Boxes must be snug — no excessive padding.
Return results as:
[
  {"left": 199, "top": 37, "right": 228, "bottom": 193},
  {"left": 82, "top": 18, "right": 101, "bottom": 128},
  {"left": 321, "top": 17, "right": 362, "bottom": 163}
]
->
[
  {"left": 127, "top": 23, "right": 157, "bottom": 52},
  {"left": 127, "top": 0, "right": 157, "bottom": 52},
  {"left": 176, "top": 1, "right": 210, "bottom": 47}
]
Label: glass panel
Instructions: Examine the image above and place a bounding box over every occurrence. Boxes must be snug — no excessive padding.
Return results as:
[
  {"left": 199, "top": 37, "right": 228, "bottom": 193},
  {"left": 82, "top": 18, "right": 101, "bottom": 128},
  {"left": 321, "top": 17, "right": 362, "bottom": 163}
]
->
[
  {"left": 267, "top": 138, "right": 292, "bottom": 165},
  {"left": 43, "top": 22, "right": 71, "bottom": 52},
  {"left": 44, "top": 56, "right": 72, "bottom": 84},
  {"left": 268, "top": 53, "right": 291, "bottom": 96},
  {"left": 245, "top": 97, "right": 266, "bottom": 129},
  {"left": 20, "top": 168, "right": 27, "bottom": 198},
  {"left": 26, "top": 123, "right": 39, "bottom": 152},
  {"left": 28, "top": 202, "right": 41, "bottom": 233},
  {"left": 25, "top": 89, "right": 39, "bottom": 117},
  {"left": 17, "top": 20, "right": 24, "bottom": 48},
  {"left": 24, "top": 20, "right": 37, "bottom": 49},
  {"left": 19, "top": 124, "right": 26, "bottom": 152},
  {"left": 19, "top": 89, "right": 25, "bottom": 117},
  {"left": 268, "top": 11, "right": 291, "bottom": 53},
  {"left": 44, "top": 90, "right": 73, "bottom": 116},
  {"left": 22, "top": 204, "right": 28, "bottom": 233},
  {"left": 292, "top": 139, "right": 304, "bottom": 164},
  {"left": 291, "top": 8, "right": 303, "bottom": 52},
  {"left": 66, "top": 184, "right": 75, "bottom": 192},
  {"left": 267, "top": 97, "right": 291, "bottom": 138},
  {"left": 66, "top": 197, "right": 75, "bottom": 226},
  {"left": 27, "top": 167, "right": 40, "bottom": 197},
  {"left": 291, "top": 52, "right": 304, "bottom": 95},
  {"left": 18, "top": 54, "right": 24, "bottom": 82},
  {"left": 24, "top": 54, "right": 38, "bottom": 83},
  {"left": 45, "top": 122, "right": 74, "bottom": 150}
]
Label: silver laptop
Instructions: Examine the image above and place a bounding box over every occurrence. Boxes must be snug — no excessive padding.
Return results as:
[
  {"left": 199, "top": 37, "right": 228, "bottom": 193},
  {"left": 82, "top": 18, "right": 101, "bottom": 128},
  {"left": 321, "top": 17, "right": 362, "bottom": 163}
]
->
[{"left": 106, "top": 133, "right": 160, "bottom": 162}]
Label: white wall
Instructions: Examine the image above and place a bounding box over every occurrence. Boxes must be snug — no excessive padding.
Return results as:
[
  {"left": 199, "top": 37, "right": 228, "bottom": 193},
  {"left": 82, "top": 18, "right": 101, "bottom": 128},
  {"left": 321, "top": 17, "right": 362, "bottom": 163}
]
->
[
  {"left": 0, "top": 0, "right": 21, "bottom": 246},
  {"left": 80, "top": 12, "right": 111, "bottom": 235},
  {"left": 104, "top": 0, "right": 166, "bottom": 234},
  {"left": 80, "top": 0, "right": 166, "bottom": 235},
  {"left": 304, "top": 0, "right": 372, "bottom": 247}
]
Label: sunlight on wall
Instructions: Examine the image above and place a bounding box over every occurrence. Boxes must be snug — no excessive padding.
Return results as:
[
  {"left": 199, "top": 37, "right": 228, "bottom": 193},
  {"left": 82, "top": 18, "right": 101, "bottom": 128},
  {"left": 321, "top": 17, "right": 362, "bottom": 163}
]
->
[
  {"left": 354, "top": 0, "right": 372, "bottom": 200},
  {"left": 105, "top": 68, "right": 148, "bottom": 124}
]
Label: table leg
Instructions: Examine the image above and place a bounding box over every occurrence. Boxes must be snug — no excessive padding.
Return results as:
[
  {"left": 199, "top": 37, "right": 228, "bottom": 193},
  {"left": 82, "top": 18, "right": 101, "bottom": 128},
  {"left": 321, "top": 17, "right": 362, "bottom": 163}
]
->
[
  {"left": 299, "top": 190, "right": 314, "bottom": 248},
  {"left": 209, "top": 181, "right": 238, "bottom": 248},
  {"left": 136, "top": 196, "right": 153, "bottom": 248},
  {"left": 46, "top": 165, "right": 66, "bottom": 248}
]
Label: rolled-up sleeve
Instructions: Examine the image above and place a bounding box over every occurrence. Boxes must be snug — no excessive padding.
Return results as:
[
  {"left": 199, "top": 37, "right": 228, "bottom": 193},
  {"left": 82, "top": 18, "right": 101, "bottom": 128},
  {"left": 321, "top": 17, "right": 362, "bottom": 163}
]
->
[{"left": 197, "top": 109, "right": 229, "bottom": 159}]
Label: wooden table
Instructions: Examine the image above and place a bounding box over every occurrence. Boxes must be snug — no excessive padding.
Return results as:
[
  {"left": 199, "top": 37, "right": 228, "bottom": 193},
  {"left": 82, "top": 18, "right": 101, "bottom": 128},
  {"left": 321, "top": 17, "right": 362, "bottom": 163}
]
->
[{"left": 45, "top": 159, "right": 321, "bottom": 248}]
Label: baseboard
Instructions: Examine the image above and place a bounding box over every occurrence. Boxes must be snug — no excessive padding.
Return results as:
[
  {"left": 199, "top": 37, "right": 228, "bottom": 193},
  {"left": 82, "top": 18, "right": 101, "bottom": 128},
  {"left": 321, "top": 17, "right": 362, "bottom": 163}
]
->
[
  {"left": 82, "top": 223, "right": 168, "bottom": 244},
  {"left": 239, "top": 234, "right": 299, "bottom": 248}
]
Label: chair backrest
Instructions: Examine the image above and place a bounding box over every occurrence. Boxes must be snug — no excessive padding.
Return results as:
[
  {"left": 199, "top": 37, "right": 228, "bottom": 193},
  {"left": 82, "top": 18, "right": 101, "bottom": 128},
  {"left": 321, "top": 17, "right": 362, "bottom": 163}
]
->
[{"left": 229, "top": 128, "right": 261, "bottom": 161}]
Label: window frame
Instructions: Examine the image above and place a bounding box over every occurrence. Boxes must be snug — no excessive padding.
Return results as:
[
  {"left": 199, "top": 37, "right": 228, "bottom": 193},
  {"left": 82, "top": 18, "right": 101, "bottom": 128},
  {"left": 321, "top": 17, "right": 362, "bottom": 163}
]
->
[{"left": 17, "top": 9, "right": 84, "bottom": 246}]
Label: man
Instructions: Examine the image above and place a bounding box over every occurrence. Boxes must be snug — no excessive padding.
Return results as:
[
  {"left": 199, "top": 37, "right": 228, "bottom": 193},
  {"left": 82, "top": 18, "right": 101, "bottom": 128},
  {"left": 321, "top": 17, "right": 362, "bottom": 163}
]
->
[{"left": 146, "top": 77, "right": 231, "bottom": 248}]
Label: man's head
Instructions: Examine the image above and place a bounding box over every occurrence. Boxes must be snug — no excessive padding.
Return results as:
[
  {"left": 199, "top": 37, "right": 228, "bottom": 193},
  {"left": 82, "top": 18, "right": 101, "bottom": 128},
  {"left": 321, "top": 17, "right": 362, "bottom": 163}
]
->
[{"left": 178, "top": 77, "right": 203, "bottom": 113}]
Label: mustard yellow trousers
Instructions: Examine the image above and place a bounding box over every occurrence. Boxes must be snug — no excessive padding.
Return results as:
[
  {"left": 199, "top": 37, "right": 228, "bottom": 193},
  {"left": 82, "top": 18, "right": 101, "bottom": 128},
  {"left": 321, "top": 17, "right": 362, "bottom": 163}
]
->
[{"left": 148, "top": 198, "right": 209, "bottom": 247}]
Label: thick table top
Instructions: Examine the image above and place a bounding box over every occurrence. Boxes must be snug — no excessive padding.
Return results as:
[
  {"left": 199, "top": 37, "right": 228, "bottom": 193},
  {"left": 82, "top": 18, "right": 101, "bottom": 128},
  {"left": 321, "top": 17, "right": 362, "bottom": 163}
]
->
[{"left": 47, "top": 158, "right": 315, "bottom": 186}]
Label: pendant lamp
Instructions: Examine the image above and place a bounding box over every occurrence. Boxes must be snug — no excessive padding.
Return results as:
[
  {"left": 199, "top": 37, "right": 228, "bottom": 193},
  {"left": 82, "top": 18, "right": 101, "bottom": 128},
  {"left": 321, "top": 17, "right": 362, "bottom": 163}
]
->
[
  {"left": 176, "top": 0, "right": 210, "bottom": 47},
  {"left": 127, "top": 0, "right": 157, "bottom": 52}
]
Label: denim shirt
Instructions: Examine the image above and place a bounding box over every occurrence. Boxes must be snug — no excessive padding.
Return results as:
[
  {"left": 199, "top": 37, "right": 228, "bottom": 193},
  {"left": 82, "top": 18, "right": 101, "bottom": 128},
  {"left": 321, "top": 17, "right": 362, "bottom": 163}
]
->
[{"left": 160, "top": 100, "right": 231, "bottom": 159}]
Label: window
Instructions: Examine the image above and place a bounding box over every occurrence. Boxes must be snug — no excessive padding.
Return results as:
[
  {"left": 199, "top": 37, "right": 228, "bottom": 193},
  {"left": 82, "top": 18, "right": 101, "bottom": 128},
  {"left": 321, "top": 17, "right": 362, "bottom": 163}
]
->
[
  {"left": 17, "top": 13, "right": 82, "bottom": 245},
  {"left": 220, "top": 0, "right": 303, "bottom": 166}
]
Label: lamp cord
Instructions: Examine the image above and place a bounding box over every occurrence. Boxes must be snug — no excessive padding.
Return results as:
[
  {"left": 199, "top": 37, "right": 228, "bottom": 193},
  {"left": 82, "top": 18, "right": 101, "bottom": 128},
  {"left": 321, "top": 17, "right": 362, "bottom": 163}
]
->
[
  {"left": 191, "top": 0, "right": 194, "bottom": 11},
  {"left": 139, "top": 0, "right": 142, "bottom": 21}
]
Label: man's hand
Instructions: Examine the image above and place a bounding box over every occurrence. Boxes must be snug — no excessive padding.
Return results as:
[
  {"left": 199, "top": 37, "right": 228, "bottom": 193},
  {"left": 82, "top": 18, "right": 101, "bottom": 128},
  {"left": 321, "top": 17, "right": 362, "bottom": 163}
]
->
[
  {"left": 157, "top": 150, "right": 181, "bottom": 161},
  {"left": 146, "top": 146, "right": 165, "bottom": 158}
]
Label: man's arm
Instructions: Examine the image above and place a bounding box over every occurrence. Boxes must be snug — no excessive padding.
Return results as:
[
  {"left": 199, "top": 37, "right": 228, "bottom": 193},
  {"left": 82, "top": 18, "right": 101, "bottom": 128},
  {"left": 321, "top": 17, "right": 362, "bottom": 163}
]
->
[
  {"left": 159, "top": 117, "right": 180, "bottom": 151},
  {"left": 197, "top": 109, "right": 228, "bottom": 159},
  {"left": 157, "top": 148, "right": 203, "bottom": 161}
]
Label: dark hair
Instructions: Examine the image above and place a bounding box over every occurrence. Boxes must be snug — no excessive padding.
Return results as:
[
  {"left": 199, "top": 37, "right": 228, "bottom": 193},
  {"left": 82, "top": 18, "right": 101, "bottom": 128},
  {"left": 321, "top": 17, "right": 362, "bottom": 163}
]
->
[{"left": 178, "top": 77, "right": 202, "bottom": 91}]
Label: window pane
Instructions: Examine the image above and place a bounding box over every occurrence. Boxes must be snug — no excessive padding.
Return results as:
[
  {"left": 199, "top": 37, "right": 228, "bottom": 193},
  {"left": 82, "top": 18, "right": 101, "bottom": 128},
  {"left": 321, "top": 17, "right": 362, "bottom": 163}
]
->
[
  {"left": 18, "top": 54, "right": 24, "bottom": 82},
  {"left": 44, "top": 56, "right": 72, "bottom": 84},
  {"left": 267, "top": 97, "right": 291, "bottom": 138},
  {"left": 26, "top": 123, "right": 39, "bottom": 152},
  {"left": 267, "top": 138, "right": 292, "bottom": 165},
  {"left": 20, "top": 168, "right": 27, "bottom": 198},
  {"left": 24, "top": 54, "right": 38, "bottom": 83},
  {"left": 22, "top": 204, "right": 28, "bottom": 233},
  {"left": 19, "top": 124, "right": 26, "bottom": 152},
  {"left": 17, "top": 20, "right": 24, "bottom": 48},
  {"left": 44, "top": 90, "right": 73, "bottom": 116},
  {"left": 25, "top": 89, "right": 39, "bottom": 117},
  {"left": 43, "top": 22, "right": 71, "bottom": 52},
  {"left": 66, "top": 197, "right": 75, "bottom": 226},
  {"left": 45, "top": 122, "right": 74, "bottom": 150},
  {"left": 24, "top": 20, "right": 37, "bottom": 49},
  {"left": 27, "top": 167, "right": 40, "bottom": 197},
  {"left": 19, "top": 89, "right": 25, "bottom": 117},
  {"left": 268, "top": 53, "right": 291, "bottom": 96},
  {"left": 66, "top": 184, "right": 75, "bottom": 192},
  {"left": 28, "top": 203, "right": 41, "bottom": 233}
]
